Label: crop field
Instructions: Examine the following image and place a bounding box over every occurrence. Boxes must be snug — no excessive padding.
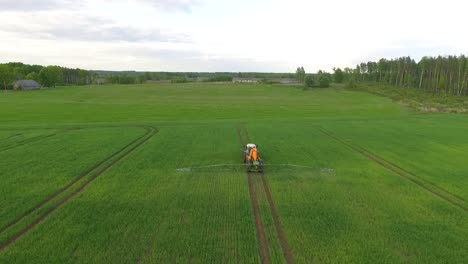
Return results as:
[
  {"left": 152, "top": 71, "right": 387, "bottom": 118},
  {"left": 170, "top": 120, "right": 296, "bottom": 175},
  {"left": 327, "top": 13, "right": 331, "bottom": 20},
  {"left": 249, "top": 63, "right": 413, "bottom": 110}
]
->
[{"left": 1, "top": 83, "right": 468, "bottom": 263}]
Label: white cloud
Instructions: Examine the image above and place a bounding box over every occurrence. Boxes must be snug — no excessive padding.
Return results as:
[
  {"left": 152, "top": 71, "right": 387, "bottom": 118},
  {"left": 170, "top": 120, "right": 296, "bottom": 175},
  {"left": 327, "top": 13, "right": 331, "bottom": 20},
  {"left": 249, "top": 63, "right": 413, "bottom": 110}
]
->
[
  {"left": 1, "top": 0, "right": 468, "bottom": 72},
  {"left": 134, "top": 0, "right": 200, "bottom": 12},
  {"left": 0, "top": 0, "right": 78, "bottom": 11},
  {"left": 0, "top": 12, "right": 190, "bottom": 43}
]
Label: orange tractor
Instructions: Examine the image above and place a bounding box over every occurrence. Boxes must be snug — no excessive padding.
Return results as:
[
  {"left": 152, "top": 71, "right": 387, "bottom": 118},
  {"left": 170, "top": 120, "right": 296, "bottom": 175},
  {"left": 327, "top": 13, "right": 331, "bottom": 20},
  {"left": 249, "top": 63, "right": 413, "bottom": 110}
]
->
[{"left": 243, "top": 143, "right": 264, "bottom": 172}]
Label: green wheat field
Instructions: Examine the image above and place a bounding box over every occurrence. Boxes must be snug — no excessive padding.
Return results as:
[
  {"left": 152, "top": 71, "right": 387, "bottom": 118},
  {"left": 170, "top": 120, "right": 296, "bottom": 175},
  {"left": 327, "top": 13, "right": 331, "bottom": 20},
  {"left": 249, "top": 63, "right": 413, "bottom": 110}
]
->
[{"left": 1, "top": 83, "right": 467, "bottom": 263}]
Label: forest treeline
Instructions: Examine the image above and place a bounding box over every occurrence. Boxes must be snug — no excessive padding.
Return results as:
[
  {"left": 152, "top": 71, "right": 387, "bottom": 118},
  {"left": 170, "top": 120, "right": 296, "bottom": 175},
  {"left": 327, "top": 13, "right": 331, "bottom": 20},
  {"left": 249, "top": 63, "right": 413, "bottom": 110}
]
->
[
  {"left": 0, "top": 62, "right": 97, "bottom": 89},
  {"left": 4, "top": 56, "right": 467, "bottom": 96},
  {"left": 0, "top": 62, "right": 296, "bottom": 89},
  {"left": 343, "top": 55, "right": 468, "bottom": 96}
]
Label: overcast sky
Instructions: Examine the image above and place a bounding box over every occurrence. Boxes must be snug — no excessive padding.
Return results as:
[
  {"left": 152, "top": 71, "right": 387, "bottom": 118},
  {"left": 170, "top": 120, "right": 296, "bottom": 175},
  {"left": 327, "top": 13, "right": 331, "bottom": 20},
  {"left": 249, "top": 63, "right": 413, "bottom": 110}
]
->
[{"left": 1, "top": 0, "right": 467, "bottom": 72}]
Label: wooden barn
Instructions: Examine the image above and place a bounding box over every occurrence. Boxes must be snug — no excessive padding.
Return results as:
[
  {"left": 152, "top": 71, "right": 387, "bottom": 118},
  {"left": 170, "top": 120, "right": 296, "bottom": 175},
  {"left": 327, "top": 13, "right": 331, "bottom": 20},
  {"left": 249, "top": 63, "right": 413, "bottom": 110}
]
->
[{"left": 14, "top": 80, "right": 41, "bottom": 90}]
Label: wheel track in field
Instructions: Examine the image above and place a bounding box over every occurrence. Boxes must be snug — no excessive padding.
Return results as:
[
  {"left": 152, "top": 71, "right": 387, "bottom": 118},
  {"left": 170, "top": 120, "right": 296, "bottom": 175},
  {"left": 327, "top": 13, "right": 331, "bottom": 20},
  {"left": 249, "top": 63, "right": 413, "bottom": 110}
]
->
[
  {"left": 0, "top": 133, "right": 57, "bottom": 152},
  {"left": 349, "top": 141, "right": 467, "bottom": 203},
  {"left": 0, "top": 126, "right": 158, "bottom": 253},
  {"left": 318, "top": 127, "right": 468, "bottom": 213},
  {"left": 242, "top": 125, "right": 294, "bottom": 264},
  {"left": 0, "top": 126, "right": 150, "bottom": 235},
  {"left": 0, "top": 133, "right": 21, "bottom": 142},
  {"left": 259, "top": 172, "right": 294, "bottom": 264},
  {"left": 247, "top": 171, "right": 271, "bottom": 264},
  {"left": 0, "top": 128, "right": 81, "bottom": 152},
  {"left": 237, "top": 127, "right": 270, "bottom": 264}
]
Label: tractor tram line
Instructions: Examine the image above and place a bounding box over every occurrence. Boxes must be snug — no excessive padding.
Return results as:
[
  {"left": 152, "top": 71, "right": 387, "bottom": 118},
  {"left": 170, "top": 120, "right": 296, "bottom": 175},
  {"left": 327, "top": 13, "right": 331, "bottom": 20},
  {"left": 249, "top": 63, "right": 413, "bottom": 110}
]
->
[
  {"left": 318, "top": 127, "right": 468, "bottom": 213},
  {"left": 259, "top": 171, "right": 294, "bottom": 264},
  {"left": 0, "top": 127, "right": 153, "bottom": 236},
  {"left": 237, "top": 127, "right": 271, "bottom": 264},
  {"left": 238, "top": 126, "right": 293, "bottom": 264},
  {"left": 247, "top": 171, "right": 272, "bottom": 264},
  {"left": 0, "top": 127, "right": 81, "bottom": 153},
  {"left": 0, "top": 126, "right": 158, "bottom": 253}
]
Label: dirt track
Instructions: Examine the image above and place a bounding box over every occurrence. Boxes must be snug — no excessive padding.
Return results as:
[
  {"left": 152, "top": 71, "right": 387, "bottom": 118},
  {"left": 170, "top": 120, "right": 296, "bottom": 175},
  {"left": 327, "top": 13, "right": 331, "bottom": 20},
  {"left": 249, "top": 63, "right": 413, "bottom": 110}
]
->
[
  {"left": 318, "top": 127, "right": 468, "bottom": 213},
  {"left": 240, "top": 125, "right": 294, "bottom": 264},
  {"left": 237, "top": 127, "right": 270, "bottom": 264},
  {"left": 0, "top": 126, "right": 157, "bottom": 253},
  {"left": 260, "top": 172, "right": 294, "bottom": 264},
  {"left": 247, "top": 171, "right": 271, "bottom": 264}
]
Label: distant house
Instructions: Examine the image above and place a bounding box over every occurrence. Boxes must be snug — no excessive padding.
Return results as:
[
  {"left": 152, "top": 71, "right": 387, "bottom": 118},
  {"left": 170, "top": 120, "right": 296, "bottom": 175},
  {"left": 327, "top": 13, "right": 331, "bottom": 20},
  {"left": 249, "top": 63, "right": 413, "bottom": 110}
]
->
[
  {"left": 232, "top": 77, "right": 298, "bottom": 84},
  {"left": 232, "top": 78, "right": 262, "bottom": 83},
  {"left": 277, "top": 78, "right": 298, "bottom": 84},
  {"left": 13, "top": 80, "right": 41, "bottom": 90}
]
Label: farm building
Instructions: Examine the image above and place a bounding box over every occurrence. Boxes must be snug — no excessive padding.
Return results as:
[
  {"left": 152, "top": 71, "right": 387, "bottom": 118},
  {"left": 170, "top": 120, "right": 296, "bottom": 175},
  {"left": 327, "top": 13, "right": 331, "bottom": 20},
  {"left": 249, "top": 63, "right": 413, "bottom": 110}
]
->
[
  {"left": 277, "top": 78, "right": 298, "bottom": 84},
  {"left": 13, "top": 80, "right": 41, "bottom": 90},
  {"left": 232, "top": 78, "right": 262, "bottom": 83},
  {"left": 232, "top": 77, "right": 298, "bottom": 84},
  {"left": 265, "top": 78, "right": 298, "bottom": 84}
]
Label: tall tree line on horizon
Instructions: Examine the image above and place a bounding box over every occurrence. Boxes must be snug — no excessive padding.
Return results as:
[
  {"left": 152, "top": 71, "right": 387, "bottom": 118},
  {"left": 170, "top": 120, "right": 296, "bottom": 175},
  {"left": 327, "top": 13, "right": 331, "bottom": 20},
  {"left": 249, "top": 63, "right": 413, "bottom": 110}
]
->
[
  {"left": 351, "top": 55, "right": 468, "bottom": 96},
  {"left": 0, "top": 62, "right": 97, "bottom": 88}
]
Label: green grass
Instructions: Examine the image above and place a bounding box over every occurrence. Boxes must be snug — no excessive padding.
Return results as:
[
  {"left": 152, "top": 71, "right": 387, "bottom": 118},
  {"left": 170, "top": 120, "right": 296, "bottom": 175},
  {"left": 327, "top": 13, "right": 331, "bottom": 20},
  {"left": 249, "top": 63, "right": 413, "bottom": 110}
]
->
[
  {"left": 0, "top": 129, "right": 60, "bottom": 150},
  {"left": 0, "top": 83, "right": 467, "bottom": 263},
  {"left": 251, "top": 123, "right": 468, "bottom": 263},
  {"left": 0, "top": 127, "right": 145, "bottom": 229},
  {"left": 0, "top": 83, "right": 407, "bottom": 126}
]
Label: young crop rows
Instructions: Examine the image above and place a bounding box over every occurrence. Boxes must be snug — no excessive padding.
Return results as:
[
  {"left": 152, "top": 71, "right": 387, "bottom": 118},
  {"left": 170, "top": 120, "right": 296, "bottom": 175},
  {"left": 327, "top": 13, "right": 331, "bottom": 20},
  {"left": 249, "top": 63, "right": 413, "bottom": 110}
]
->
[
  {"left": 0, "top": 126, "right": 157, "bottom": 253},
  {"left": 1, "top": 84, "right": 468, "bottom": 263},
  {"left": 237, "top": 125, "right": 293, "bottom": 264}
]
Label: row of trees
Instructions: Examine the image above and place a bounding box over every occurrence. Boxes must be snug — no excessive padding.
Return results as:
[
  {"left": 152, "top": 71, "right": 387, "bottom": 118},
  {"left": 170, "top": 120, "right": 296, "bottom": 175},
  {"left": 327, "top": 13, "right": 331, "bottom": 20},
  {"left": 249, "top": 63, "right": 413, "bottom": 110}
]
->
[
  {"left": 98, "top": 70, "right": 295, "bottom": 83},
  {"left": 105, "top": 74, "right": 233, "bottom": 84},
  {"left": 296, "top": 67, "right": 306, "bottom": 83},
  {"left": 1, "top": 61, "right": 300, "bottom": 89},
  {"left": 350, "top": 55, "right": 468, "bottom": 96},
  {"left": 0, "top": 62, "right": 97, "bottom": 90},
  {"left": 296, "top": 67, "right": 341, "bottom": 88}
]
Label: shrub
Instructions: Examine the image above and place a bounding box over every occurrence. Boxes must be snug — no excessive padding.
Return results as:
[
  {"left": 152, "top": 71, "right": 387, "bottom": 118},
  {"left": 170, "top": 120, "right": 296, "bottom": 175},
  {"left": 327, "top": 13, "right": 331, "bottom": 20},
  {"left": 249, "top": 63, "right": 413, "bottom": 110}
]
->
[
  {"left": 346, "top": 80, "right": 358, "bottom": 89},
  {"left": 205, "top": 76, "right": 233, "bottom": 82},
  {"left": 171, "top": 77, "right": 189, "bottom": 83},
  {"left": 304, "top": 75, "right": 315, "bottom": 88},
  {"left": 333, "top": 68, "right": 345, "bottom": 83},
  {"left": 318, "top": 76, "right": 330, "bottom": 88}
]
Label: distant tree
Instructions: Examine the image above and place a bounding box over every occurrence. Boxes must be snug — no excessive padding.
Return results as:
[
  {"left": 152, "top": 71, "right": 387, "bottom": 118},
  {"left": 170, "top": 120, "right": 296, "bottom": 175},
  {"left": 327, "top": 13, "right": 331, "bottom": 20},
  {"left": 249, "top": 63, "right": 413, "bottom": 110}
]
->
[
  {"left": 317, "top": 70, "right": 331, "bottom": 88},
  {"left": 347, "top": 55, "right": 468, "bottom": 96},
  {"left": 345, "top": 79, "right": 357, "bottom": 89},
  {"left": 39, "top": 66, "right": 63, "bottom": 87},
  {"left": 206, "top": 75, "right": 233, "bottom": 82},
  {"left": 25, "top": 72, "right": 40, "bottom": 82},
  {"left": 296, "top": 66, "right": 306, "bottom": 83},
  {"left": 144, "top": 72, "right": 152, "bottom": 81},
  {"left": 304, "top": 75, "right": 315, "bottom": 88},
  {"left": 118, "top": 74, "right": 137, "bottom": 84},
  {"left": 13, "top": 67, "right": 25, "bottom": 80},
  {"left": 78, "top": 69, "right": 90, "bottom": 85},
  {"left": 0, "top": 64, "right": 15, "bottom": 91},
  {"left": 333, "top": 68, "right": 344, "bottom": 83},
  {"left": 171, "top": 77, "right": 189, "bottom": 83},
  {"left": 319, "top": 76, "right": 331, "bottom": 88}
]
